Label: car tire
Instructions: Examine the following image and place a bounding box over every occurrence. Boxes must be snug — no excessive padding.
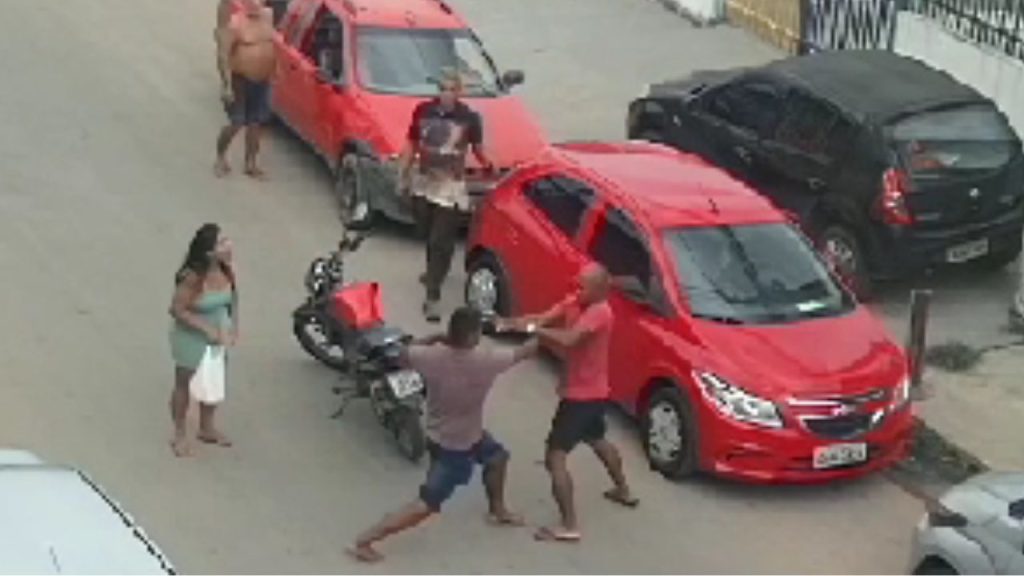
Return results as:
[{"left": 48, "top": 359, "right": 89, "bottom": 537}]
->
[
  {"left": 464, "top": 253, "right": 511, "bottom": 317},
  {"left": 913, "top": 559, "right": 958, "bottom": 575},
  {"left": 335, "top": 155, "right": 375, "bottom": 228},
  {"left": 642, "top": 386, "right": 699, "bottom": 480},
  {"left": 637, "top": 129, "right": 664, "bottom": 144},
  {"left": 820, "top": 224, "right": 874, "bottom": 301}
]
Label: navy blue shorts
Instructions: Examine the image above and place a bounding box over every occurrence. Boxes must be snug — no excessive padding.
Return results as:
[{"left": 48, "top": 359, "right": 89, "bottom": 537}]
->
[
  {"left": 418, "top": 432, "right": 508, "bottom": 512},
  {"left": 225, "top": 74, "right": 271, "bottom": 126}
]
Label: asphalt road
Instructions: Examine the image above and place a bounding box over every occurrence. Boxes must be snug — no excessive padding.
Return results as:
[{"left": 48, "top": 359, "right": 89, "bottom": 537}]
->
[{"left": 4, "top": 0, "right": 1004, "bottom": 573}]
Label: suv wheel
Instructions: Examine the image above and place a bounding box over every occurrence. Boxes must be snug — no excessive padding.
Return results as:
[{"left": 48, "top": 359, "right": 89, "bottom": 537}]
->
[
  {"left": 336, "top": 155, "right": 374, "bottom": 227},
  {"left": 821, "top": 225, "right": 873, "bottom": 301},
  {"left": 465, "top": 254, "right": 510, "bottom": 317},
  {"left": 642, "top": 386, "right": 698, "bottom": 480}
]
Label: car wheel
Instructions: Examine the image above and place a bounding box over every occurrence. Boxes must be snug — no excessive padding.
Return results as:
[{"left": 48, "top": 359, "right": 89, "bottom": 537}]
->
[
  {"left": 913, "top": 559, "right": 958, "bottom": 575},
  {"left": 820, "top": 225, "right": 874, "bottom": 301},
  {"left": 637, "top": 129, "right": 664, "bottom": 144},
  {"left": 335, "top": 155, "right": 374, "bottom": 228},
  {"left": 465, "top": 253, "right": 511, "bottom": 317},
  {"left": 642, "top": 386, "right": 698, "bottom": 480}
]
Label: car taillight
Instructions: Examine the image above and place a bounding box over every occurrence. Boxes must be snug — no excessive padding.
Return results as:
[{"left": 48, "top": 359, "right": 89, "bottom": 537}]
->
[{"left": 879, "top": 168, "right": 914, "bottom": 226}]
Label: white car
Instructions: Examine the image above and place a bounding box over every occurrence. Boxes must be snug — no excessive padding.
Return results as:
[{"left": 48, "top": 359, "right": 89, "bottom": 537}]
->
[
  {"left": 910, "top": 471, "right": 1024, "bottom": 574},
  {"left": 0, "top": 449, "right": 174, "bottom": 575}
]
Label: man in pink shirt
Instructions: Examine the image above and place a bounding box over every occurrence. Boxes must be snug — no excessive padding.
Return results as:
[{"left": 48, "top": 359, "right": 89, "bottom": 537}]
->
[{"left": 502, "top": 264, "right": 637, "bottom": 543}]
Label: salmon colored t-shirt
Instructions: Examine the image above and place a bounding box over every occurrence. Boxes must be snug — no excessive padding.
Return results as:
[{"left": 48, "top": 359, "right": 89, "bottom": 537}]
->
[{"left": 563, "top": 301, "right": 614, "bottom": 401}]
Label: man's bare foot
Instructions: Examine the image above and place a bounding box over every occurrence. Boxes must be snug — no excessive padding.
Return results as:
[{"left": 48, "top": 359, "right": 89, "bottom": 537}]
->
[
  {"left": 214, "top": 159, "right": 231, "bottom": 178},
  {"left": 244, "top": 165, "right": 268, "bottom": 181},
  {"left": 486, "top": 510, "right": 525, "bottom": 527},
  {"left": 347, "top": 543, "right": 384, "bottom": 563},
  {"left": 170, "top": 437, "right": 192, "bottom": 458},
  {"left": 197, "top": 430, "right": 232, "bottom": 447}
]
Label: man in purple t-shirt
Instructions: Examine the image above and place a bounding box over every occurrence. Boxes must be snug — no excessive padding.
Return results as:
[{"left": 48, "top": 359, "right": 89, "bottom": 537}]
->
[{"left": 348, "top": 307, "right": 538, "bottom": 563}]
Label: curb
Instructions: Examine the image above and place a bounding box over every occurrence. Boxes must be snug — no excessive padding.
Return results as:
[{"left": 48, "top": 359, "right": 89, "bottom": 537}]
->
[
  {"left": 887, "top": 414, "right": 990, "bottom": 502},
  {"left": 644, "top": 0, "right": 725, "bottom": 27}
]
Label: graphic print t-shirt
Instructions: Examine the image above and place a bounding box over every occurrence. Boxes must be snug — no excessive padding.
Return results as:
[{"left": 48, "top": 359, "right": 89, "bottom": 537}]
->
[{"left": 407, "top": 99, "right": 483, "bottom": 182}]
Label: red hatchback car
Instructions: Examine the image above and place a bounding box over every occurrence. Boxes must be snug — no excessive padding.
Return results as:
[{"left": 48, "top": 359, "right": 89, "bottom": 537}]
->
[
  {"left": 249, "top": 0, "right": 547, "bottom": 223},
  {"left": 464, "top": 141, "right": 914, "bottom": 483}
]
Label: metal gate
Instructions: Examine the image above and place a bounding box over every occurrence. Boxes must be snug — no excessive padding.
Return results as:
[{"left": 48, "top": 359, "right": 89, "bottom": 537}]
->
[{"left": 800, "top": 0, "right": 900, "bottom": 53}]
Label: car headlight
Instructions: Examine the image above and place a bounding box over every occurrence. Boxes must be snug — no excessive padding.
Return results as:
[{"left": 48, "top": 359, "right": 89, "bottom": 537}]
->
[
  {"left": 892, "top": 376, "right": 911, "bottom": 409},
  {"left": 695, "top": 371, "right": 783, "bottom": 429}
]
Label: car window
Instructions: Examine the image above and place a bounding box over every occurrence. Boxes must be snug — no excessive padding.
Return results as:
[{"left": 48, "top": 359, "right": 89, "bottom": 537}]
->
[
  {"left": 588, "top": 207, "right": 653, "bottom": 287},
  {"left": 287, "top": 1, "right": 322, "bottom": 48},
  {"left": 664, "top": 223, "right": 853, "bottom": 324},
  {"left": 523, "top": 176, "right": 596, "bottom": 240},
  {"left": 775, "top": 93, "right": 847, "bottom": 158},
  {"left": 704, "top": 79, "right": 785, "bottom": 138},
  {"left": 303, "top": 11, "right": 345, "bottom": 81},
  {"left": 890, "top": 104, "right": 1018, "bottom": 176}
]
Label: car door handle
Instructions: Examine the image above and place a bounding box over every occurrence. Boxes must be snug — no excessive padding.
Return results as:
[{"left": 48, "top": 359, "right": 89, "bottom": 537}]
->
[{"left": 807, "top": 177, "right": 825, "bottom": 191}]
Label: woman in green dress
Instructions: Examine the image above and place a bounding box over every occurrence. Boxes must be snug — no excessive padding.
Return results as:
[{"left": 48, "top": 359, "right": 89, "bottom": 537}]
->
[{"left": 169, "top": 223, "right": 238, "bottom": 457}]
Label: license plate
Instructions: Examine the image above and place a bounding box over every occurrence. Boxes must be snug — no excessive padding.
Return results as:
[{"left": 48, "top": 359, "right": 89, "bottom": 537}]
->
[
  {"left": 386, "top": 370, "right": 424, "bottom": 399},
  {"left": 947, "top": 238, "right": 989, "bottom": 263},
  {"left": 813, "top": 443, "right": 867, "bottom": 469}
]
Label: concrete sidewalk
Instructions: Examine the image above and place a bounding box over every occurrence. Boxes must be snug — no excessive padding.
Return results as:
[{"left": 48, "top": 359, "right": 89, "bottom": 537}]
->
[{"left": 918, "top": 345, "right": 1024, "bottom": 471}]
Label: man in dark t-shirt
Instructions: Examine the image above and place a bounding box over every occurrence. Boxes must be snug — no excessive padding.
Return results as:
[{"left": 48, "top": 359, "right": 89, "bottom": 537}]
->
[{"left": 399, "top": 70, "right": 493, "bottom": 323}]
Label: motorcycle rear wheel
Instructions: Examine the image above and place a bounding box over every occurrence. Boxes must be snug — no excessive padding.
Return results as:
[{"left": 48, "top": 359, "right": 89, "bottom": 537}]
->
[{"left": 392, "top": 407, "right": 425, "bottom": 463}]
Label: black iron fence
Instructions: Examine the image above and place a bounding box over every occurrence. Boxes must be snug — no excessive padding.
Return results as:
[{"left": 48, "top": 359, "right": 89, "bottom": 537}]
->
[
  {"left": 795, "top": 0, "right": 1024, "bottom": 61},
  {"left": 904, "top": 0, "right": 1024, "bottom": 60}
]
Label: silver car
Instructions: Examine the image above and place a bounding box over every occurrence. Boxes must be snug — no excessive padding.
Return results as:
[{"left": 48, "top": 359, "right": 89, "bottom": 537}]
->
[
  {"left": 0, "top": 449, "right": 174, "bottom": 575},
  {"left": 910, "top": 471, "right": 1024, "bottom": 574}
]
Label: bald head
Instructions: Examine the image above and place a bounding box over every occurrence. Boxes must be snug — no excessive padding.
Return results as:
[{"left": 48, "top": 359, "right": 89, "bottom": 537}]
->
[{"left": 579, "top": 263, "right": 611, "bottom": 305}]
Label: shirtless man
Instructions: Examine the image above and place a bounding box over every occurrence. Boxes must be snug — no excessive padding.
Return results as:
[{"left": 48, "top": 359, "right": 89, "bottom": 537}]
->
[{"left": 215, "top": 0, "right": 277, "bottom": 179}]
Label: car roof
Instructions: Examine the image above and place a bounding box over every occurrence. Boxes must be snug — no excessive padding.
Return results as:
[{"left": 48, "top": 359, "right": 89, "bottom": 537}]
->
[
  {"left": 330, "top": 0, "right": 466, "bottom": 29},
  {"left": 0, "top": 450, "right": 174, "bottom": 574},
  {"left": 549, "top": 141, "right": 786, "bottom": 229},
  {"left": 761, "top": 50, "right": 985, "bottom": 124}
]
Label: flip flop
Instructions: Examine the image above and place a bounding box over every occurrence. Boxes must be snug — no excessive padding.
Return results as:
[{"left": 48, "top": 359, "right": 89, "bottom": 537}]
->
[
  {"left": 244, "top": 166, "right": 269, "bottom": 181},
  {"left": 534, "top": 526, "right": 581, "bottom": 544},
  {"left": 603, "top": 489, "right": 639, "bottom": 509},
  {"left": 346, "top": 545, "right": 383, "bottom": 564},
  {"left": 213, "top": 162, "right": 231, "bottom": 178},
  {"left": 170, "top": 439, "right": 192, "bottom": 458},
  {"left": 486, "top": 512, "right": 525, "bottom": 527},
  {"left": 197, "top": 433, "right": 233, "bottom": 447}
]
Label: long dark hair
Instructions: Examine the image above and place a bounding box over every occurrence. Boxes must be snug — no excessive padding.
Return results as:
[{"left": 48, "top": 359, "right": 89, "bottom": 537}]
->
[{"left": 175, "top": 223, "right": 236, "bottom": 294}]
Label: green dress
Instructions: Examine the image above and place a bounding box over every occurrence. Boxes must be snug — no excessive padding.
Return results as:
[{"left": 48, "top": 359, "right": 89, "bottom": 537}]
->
[{"left": 170, "top": 290, "right": 233, "bottom": 370}]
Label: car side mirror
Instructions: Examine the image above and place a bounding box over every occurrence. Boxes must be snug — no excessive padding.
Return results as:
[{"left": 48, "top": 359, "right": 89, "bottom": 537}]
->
[
  {"left": 616, "top": 276, "right": 650, "bottom": 304},
  {"left": 502, "top": 70, "right": 525, "bottom": 88}
]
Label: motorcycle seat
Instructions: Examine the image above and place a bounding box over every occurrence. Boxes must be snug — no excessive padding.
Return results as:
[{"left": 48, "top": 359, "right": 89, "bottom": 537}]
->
[{"left": 356, "top": 323, "right": 406, "bottom": 352}]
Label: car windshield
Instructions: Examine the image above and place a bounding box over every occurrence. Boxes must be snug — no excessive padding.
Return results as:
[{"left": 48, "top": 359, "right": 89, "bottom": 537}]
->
[
  {"left": 664, "top": 223, "right": 853, "bottom": 325},
  {"left": 891, "top": 104, "right": 1018, "bottom": 176},
  {"left": 355, "top": 27, "right": 501, "bottom": 97}
]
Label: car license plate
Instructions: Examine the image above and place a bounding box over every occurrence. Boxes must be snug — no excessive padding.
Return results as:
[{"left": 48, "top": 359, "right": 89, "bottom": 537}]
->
[
  {"left": 947, "top": 238, "right": 989, "bottom": 263},
  {"left": 387, "top": 370, "right": 424, "bottom": 399},
  {"left": 813, "top": 443, "right": 867, "bottom": 469}
]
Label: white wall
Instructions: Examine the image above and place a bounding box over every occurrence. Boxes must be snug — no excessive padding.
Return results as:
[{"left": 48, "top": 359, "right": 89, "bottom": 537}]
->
[
  {"left": 654, "top": 0, "right": 726, "bottom": 25},
  {"left": 894, "top": 11, "right": 1024, "bottom": 138}
]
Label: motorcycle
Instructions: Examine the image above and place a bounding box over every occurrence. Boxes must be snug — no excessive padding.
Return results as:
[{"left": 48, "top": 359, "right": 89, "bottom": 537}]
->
[{"left": 291, "top": 230, "right": 427, "bottom": 462}]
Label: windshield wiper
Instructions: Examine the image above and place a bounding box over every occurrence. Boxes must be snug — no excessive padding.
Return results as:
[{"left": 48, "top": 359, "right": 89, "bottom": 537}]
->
[{"left": 692, "top": 313, "right": 747, "bottom": 325}]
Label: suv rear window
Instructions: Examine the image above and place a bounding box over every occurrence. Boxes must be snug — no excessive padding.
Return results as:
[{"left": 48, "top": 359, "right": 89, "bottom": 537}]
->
[{"left": 891, "top": 105, "right": 1018, "bottom": 176}]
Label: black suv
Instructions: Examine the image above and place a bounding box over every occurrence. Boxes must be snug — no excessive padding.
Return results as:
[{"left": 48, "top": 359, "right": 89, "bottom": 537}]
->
[{"left": 627, "top": 50, "right": 1024, "bottom": 298}]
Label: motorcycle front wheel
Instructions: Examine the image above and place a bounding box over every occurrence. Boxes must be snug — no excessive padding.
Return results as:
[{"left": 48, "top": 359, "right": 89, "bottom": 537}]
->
[
  {"left": 392, "top": 406, "right": 425, "bottom": 463},
  {"left": 292, "top": 312, "right": 349, "bottom": 371}
]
